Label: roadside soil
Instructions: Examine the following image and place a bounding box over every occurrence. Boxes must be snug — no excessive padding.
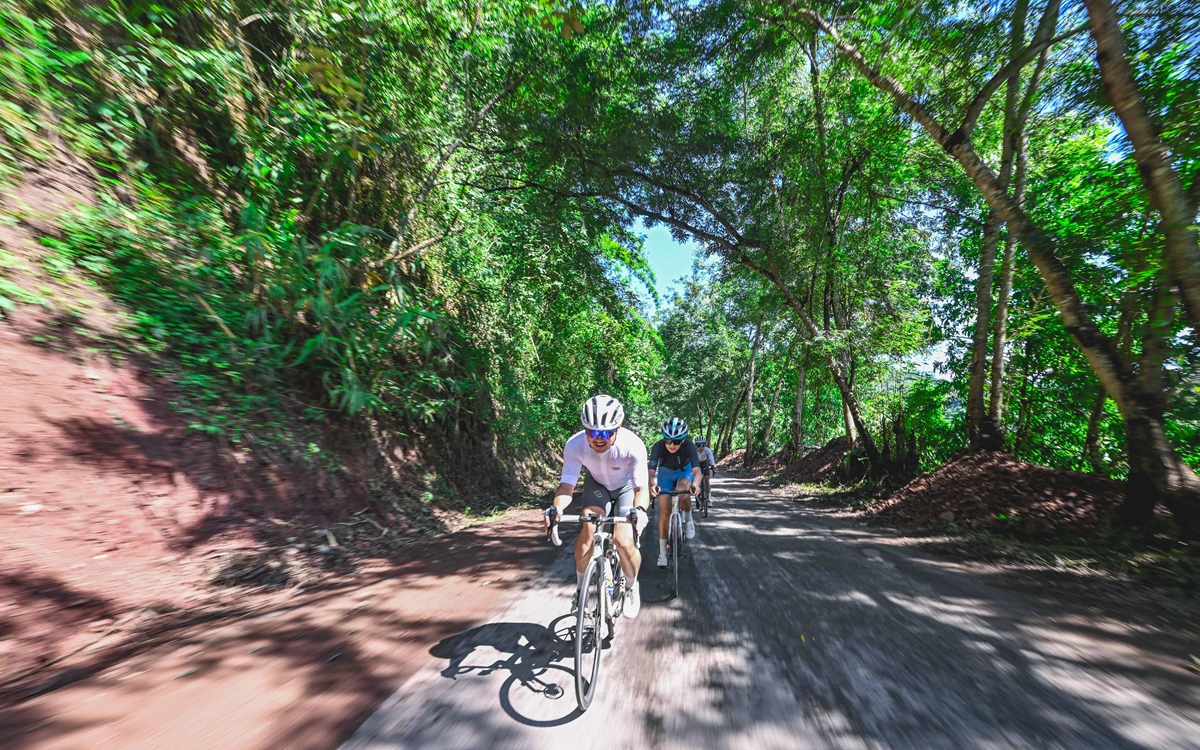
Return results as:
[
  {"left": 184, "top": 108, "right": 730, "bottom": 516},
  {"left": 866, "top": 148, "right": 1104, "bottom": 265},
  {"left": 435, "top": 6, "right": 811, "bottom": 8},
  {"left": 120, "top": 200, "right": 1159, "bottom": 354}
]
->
[
  {"left": 0, "top": 295, "right": 563, "bottom": 750},
  {"left": 1, "top": 509, "right": 557, "bottom": 750}
]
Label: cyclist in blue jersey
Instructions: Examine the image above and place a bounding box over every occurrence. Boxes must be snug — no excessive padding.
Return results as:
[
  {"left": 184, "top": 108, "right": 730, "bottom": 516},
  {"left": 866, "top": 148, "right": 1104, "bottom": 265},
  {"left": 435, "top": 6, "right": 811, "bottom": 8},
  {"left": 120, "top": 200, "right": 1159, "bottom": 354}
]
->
[{"left": 647, "top": 417, "right": 702, "bottom": 568}]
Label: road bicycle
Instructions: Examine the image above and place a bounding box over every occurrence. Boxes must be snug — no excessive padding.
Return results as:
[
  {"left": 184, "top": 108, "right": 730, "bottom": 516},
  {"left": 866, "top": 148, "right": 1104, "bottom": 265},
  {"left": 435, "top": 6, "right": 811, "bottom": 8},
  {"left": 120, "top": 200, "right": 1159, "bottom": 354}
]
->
[
  {"left": 546, "top": 508, "right": 638, "bottom": 711},
  {"left": 656, "top": 488, "right": 692, "bottom": 599},
  {"left": 696, "top": 474, "right": 712, "bottom": 518}
]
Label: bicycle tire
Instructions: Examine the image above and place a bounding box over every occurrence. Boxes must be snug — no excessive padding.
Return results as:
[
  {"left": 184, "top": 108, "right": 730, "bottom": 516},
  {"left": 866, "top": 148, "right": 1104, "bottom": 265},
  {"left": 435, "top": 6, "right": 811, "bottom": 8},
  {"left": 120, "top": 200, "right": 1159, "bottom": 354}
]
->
[
  {"left": 574, "top": 556, "right": 604, "bottom": 711},
  {"left": 608, "top": 552, "right": 625, "bottom": 622},
  {"left": 670, "top": 512, "right": 681, "bottom": 598},
  {"left": 702, "top": 488, "right": 710, "bottom": 518}
]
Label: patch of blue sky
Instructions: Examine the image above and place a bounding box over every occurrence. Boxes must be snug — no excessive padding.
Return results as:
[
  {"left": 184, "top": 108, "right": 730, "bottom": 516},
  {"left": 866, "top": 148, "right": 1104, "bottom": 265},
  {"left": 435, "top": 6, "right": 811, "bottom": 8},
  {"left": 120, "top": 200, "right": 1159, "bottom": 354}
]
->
[{"left": 629, "top": 218, "right": 701, "bottom": 312}]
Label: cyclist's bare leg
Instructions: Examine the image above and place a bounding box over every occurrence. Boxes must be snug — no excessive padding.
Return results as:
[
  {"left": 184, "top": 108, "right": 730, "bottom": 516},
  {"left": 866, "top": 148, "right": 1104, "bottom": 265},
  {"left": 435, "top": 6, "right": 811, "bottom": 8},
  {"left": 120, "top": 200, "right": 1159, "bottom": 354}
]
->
[
  {"left": 656, "top": 492, "right": 671, "bottom": 539},
  {"left": 675, "top": 477, "right": 692, "bottom": 514},
  {"left": 611, "top": 522, "right": 641, "bottom": 578},
  {"left": 573, "top": 505, "right": 606, "bottom": 575}
]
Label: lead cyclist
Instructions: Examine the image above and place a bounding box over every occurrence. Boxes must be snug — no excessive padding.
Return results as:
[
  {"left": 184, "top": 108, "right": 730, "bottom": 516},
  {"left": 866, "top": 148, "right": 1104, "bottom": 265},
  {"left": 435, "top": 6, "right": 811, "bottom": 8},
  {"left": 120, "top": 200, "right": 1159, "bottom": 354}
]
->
[{"left": 540, "top": 395, "right": 651, "bottom": 619}]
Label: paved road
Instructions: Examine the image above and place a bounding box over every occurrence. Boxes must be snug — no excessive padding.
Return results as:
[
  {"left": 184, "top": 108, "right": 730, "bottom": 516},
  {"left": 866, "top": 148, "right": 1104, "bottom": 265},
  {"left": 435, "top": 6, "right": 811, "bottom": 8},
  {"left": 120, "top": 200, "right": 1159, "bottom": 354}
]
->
[{"left": 342, "top": 476, "right": 1200, "bottom": 750}]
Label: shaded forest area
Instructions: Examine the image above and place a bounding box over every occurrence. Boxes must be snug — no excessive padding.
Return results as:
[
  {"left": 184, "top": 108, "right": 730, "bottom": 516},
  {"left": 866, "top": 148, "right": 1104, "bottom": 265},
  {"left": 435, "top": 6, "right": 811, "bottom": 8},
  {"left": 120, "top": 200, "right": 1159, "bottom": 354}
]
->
[{"left": 0, "top": 0, "right": 1197, "bottom": 546}]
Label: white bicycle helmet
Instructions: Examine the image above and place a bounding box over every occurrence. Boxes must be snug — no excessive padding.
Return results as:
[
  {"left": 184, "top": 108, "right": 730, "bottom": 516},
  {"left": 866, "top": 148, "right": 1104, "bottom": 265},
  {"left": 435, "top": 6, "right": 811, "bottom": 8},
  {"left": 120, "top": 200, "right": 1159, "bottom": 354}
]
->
[
  {"left": 581, "top": 395, "right": 625, "bottom": 430},
  {"left": 661, "top": 417, "right": 688, "bottom": 440}
]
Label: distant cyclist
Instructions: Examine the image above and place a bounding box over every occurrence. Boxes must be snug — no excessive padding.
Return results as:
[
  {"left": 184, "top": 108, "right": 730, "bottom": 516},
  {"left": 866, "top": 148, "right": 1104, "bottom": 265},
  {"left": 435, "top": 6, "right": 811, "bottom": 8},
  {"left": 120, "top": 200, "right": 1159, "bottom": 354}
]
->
[
  {"left": 542, "top": 395, "right": 650, "bottom": 618},
  {"left": 696, "top": 436, "right": 716, "bottom": 500},
  {"left": 648, "top": 417, "right": 702, "bottom": 568}
]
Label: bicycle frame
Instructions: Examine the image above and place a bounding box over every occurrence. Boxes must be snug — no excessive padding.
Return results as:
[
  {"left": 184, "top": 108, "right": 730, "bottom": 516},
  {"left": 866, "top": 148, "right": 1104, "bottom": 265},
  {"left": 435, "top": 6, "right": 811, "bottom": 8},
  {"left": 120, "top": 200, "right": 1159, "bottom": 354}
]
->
[
  {"left": 656, "top": 489, "right": 691, "bottom": 599},
  {"left": 546, "top": 510, "right": 637, "bottom": 710}
]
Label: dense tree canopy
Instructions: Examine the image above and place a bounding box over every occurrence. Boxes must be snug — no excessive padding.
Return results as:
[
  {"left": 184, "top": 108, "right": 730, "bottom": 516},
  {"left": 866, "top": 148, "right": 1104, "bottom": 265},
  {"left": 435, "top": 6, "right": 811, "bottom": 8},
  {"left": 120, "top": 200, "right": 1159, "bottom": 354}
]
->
[{"left": 1, "top": 0, "right": 1197, "bottom": 533}]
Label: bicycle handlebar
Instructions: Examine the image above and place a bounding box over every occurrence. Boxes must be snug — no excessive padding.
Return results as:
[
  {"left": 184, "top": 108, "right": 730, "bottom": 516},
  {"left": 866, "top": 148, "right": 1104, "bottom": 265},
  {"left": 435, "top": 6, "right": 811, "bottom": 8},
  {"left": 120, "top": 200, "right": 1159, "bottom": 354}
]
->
[{"left": 545, "top": 508, "right": 635, "bottom": 547}]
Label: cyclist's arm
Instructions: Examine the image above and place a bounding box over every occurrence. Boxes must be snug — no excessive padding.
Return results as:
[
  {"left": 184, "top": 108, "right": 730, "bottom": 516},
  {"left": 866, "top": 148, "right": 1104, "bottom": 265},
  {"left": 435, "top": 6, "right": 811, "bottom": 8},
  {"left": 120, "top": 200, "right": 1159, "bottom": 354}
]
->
[
  {"left": 633, "top": 485, "right": 651, "bottom": 512},
  {"left": 641, "top": 436, "right": 657, "bottom": 491},
  {"left": 547, "top": 440, "right": 584, "bottom": 529},
  {"left": 552, "top": 482, "right": 574, "bottom": 512}
]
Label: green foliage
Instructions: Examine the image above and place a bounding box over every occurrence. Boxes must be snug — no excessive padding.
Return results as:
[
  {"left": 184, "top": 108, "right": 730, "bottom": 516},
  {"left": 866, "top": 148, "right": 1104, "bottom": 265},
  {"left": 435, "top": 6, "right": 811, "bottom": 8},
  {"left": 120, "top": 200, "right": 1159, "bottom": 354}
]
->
[
  {"left": 1, "top": 0, "right": 660, "bottom": 454},
  {"left": 2, "top": 0, "right": 1196, "bottom": 501}
]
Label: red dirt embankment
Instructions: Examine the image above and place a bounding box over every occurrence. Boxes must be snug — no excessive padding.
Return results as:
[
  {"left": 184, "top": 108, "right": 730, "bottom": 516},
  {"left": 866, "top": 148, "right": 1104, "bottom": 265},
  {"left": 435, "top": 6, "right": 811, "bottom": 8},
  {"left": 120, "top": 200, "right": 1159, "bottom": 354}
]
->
[
  {"left": 776, "top": 437, "right": 850, "bottom": 484},
  {"left": 869, "top": 451, "right": 1126, "bottom": 533},
  {"left": 719, "top": 437, "right": 851, "bottom": 484},
  {"left": 715, "top": 448, "right": 745, "bottom": 469}
]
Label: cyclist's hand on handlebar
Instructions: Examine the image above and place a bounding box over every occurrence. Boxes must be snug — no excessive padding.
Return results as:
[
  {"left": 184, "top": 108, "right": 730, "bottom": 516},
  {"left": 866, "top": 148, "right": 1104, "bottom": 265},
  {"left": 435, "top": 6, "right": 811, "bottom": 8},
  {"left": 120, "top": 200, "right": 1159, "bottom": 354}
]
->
[
  {"left": 689, "top": 484, "right": 699, "bottom": 496},
  {"left": 652, "top": 485, "right": 660, "bottom": 497},
  {"left": 544, "top": 507, "right": 563, "bottom": 546},
  {"left": 628, "top": 507, "right": 648, "bottom": 532}
]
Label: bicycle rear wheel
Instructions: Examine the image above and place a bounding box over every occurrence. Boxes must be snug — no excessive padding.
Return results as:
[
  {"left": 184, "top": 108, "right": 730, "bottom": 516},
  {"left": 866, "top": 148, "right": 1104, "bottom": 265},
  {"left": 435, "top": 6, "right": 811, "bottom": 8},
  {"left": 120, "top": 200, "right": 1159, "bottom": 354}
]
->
[
  {"left": 669, "top": 512, "right": 681, "bottom": 598},
  {"left": 574, "top": 557, "right": 604, "bottom": 711}
]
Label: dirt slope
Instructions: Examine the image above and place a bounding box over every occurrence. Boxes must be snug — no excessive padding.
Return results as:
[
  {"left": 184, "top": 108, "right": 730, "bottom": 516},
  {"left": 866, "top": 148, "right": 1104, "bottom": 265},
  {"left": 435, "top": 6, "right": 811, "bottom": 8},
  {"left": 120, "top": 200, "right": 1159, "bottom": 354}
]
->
[
  {"left": 718, "top": 437, "right": 850, "bottom": 484},
  {"left": 869, "top": 450, "right": 1126, "bottom": 533}
]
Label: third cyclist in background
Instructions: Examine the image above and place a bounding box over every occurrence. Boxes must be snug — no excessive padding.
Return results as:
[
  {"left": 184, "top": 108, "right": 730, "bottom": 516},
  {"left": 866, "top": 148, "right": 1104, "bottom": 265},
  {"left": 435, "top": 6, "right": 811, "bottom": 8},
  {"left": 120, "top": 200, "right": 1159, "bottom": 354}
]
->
[
  {"left": 696, "top": 436, "right": 715, "bottom": 503},
  {"left": 647, "top": 417, "right": 702, "bottom": 568}
]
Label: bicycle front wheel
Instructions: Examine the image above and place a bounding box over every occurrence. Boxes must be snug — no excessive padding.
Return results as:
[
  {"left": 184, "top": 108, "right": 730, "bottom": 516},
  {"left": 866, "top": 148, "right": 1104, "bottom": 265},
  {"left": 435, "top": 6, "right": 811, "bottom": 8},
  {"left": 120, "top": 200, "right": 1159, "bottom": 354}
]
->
[
  {"left": 608, "top": 554, "right": 625, "bottom": 622},
  {"left": 670, "top": 512, "right": 681, "bottom": 598},
  {"left": 574, "top": 557, "right": 604, "bottom": 711}
]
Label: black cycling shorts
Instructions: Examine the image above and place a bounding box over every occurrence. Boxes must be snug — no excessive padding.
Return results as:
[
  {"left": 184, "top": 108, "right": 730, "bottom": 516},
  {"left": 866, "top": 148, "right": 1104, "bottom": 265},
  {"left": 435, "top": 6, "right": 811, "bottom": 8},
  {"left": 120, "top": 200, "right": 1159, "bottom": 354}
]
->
[
  {"left": 701, "top": 465, "right": 714, "bottom": 477},
  {"left": 580, "top": 473, "right": 636, "bottom": 516}
]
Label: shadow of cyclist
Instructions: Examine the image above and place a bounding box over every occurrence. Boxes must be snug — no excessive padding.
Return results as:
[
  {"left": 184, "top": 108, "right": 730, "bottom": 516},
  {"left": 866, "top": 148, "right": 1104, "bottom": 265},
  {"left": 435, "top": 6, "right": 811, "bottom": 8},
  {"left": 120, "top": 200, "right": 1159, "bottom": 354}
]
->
[{"left": 428, "top": 616, "right": 582, "bottom": 726}]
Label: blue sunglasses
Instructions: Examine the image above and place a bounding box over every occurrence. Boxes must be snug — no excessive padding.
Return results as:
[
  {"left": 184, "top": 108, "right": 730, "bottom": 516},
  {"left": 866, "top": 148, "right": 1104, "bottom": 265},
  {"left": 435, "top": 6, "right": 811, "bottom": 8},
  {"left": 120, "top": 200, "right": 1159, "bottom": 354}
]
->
[{"left": 586, "top": 428, "right": 617, "bottom": 440}]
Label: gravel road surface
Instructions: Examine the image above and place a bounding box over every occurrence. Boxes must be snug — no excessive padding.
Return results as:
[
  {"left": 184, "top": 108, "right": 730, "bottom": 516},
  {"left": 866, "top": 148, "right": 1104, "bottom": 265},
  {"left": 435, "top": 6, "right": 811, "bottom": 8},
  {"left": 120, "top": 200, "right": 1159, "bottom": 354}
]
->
[{"left": 342, "top": 476, "right": 1200, "bottom": 750}]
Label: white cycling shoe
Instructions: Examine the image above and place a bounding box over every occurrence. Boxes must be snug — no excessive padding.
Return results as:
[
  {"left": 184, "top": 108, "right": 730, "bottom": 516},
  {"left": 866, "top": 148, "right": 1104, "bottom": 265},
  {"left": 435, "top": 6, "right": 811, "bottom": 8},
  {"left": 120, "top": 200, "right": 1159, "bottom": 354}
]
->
[
  {"left": 623, "top": 580, "right": 641, "bottom": 619},
  {"left": 686, "top": 517, "right": 696, "bottom": 539},
  {"left": 656, "top": 551, "right": 668, "bottom": 568}
]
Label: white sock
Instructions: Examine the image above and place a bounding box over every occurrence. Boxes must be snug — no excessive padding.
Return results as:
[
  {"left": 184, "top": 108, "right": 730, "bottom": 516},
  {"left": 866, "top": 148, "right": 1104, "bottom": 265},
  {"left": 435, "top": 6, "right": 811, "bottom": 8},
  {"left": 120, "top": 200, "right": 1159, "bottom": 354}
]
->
[
  {"left": 688, "top": 510, "right": 694, "bottom": 523},
  {"left": 576, "top": 569, "right": 585, "bottom": 588},
  {"left": 658, "top": 539, "right": 667, "bottom": 556}
]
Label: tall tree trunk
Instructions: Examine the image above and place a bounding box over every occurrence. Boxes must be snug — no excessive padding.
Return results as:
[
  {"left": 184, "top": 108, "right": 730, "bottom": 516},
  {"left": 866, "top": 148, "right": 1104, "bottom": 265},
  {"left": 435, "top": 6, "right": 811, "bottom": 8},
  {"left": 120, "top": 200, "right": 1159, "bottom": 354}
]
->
[
  {"left": 744, "top": 319, "right": 764, "bottom": 465},
  {"left": 789, "top": 358, "right": 806, "bottom": 457},
  {"left": 1084, "top": 385, "right": 1107, "bottom": 473},
  {"left": 992, "top": 23, "right": 1050, "bottom": 429},
  {"left": 988, "top": 145, "right": 1025, "bottom": 427},
  {"left": 971, "top": 0, "right": 1028, "bottom": 448},
  {"left": 719, "top": 384, "right": 748, "bottom": 457},
  {"left": 842, "top": 393, "right": 856, "bottom": 443},
  {"left": 1015, "top": 337, "right": 1035, "bottom": 455},
  {"left": 760, "top": 340, "right": 797, "bottom": 450},
  {"left": 1082, "top": 0, "right": 1200, "bottom": 331},
  {"left": 966, "top": 211, "right": 1001, "bottom": 447}
]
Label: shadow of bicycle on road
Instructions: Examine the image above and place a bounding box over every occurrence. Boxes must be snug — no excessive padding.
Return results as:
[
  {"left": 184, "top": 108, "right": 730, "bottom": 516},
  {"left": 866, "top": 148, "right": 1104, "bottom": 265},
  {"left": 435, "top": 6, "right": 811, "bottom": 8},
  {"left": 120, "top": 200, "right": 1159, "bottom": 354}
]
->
[{"left": 429, "top": 615, "right": 584, "bottom": 727}]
